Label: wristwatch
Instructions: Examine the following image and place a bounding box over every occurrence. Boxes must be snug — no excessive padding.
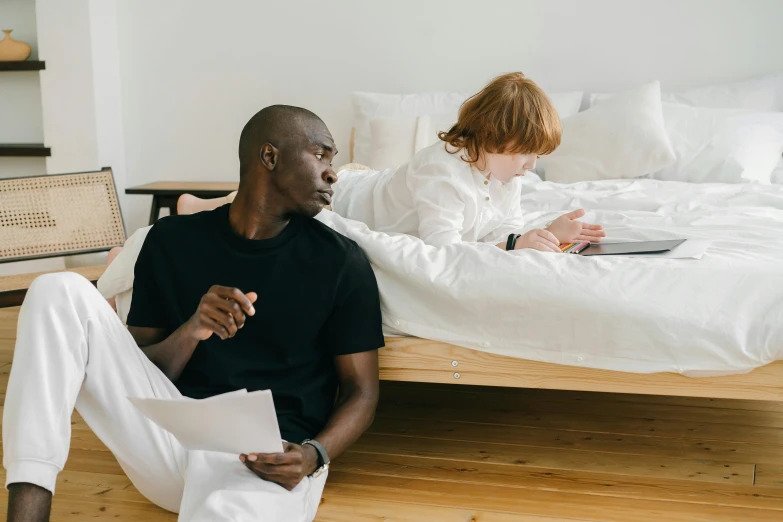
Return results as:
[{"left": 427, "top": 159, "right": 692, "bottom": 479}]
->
[
  {"left": 301, "top": 438, "right": 330, "bottom": 478},
  {"left": 506, "top": 233, "right": 521, "bottom": 251}
]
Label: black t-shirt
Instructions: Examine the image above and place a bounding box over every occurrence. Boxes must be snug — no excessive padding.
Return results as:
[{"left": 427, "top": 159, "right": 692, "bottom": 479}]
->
[{"left": 127, "top": 204, "right": 384, "bottom": 443}]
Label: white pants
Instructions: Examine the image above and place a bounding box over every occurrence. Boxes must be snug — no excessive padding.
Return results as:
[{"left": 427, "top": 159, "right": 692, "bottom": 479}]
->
[{"left": 2, "top": 273, "right": 327, "bottom": 521}]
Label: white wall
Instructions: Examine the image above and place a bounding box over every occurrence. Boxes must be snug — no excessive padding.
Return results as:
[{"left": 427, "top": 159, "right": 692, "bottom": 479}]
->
[
  {"left": 0, "top": 0, "right": 45, "bottom": 178},
  {"left": 0, "top": 0, "right": 125, "bottom": 276},
  {"left": 105, "top": 0, "right": 783, "bottom": 232},
  {"left": 34, "top": 0, "right": 127, "bottom": 269},
  {"left": 36, "top": 0, "right": 99, "bottom": 175},
  {"left": 0, "top": 0, "right": 55, "bottom": 275}
]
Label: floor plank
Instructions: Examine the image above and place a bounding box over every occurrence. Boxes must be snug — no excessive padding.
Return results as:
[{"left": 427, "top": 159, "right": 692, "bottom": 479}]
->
[
  {"left": 0, "top": 307, "right": 20, "bottom": 340},
  {"left": 376, "top": 398, "right": 783, "bottom": 445},
  {"left": 0, "top": 496, "right": 174, "bottom": 522},
  {"left": 334, "top": 452, "right": 783, "bottom": 509},
  {"left": 351, "top": 432, "right": 754, "bottom": 485},
  {"left": 317, "top": 496, "right": 583, "bottom": 521},
  {"left": 755, "top": 464, "right": 783, "bottom": 488},
  {"left": 325, "top": 471, "right": 783, "bottom": 522},
  {"left": 369, "top": 415, "right": 783, "bottom": 465},
  {"left": 0, "top": 469, "right": 150, "bottom": 504}
]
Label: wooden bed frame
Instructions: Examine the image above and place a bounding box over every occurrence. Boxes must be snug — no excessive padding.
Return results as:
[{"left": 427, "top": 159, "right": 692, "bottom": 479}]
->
[{"left": 379, "top": 336, "right": 783, "bottom": 402}]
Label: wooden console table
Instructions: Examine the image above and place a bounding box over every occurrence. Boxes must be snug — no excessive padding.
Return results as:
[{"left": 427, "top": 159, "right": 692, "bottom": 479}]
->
[{"left": 126, "top": 182, "right": 238, "bottom": 225}]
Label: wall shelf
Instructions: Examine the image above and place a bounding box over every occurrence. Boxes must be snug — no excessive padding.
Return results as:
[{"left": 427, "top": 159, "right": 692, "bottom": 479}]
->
[
  {"left": 0, "top": 144, "right": 51, "bottom": 157},
  {"left": 0, "top": 61, "right": 45, "bottom": 71}
]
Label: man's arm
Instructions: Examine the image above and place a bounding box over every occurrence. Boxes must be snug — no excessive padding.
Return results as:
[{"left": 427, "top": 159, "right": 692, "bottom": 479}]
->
[
  {"left": 128, "top": 325, "right": 199, "bottom": 382},
  {"left": 129, "top": 286, "right": 257, "bottom": 382},
  {"left": 307, "top": 349, "right": 380, "bottom": 465},
  {"left": 239, "top": 349, "right": 379, "bottom": 490}
]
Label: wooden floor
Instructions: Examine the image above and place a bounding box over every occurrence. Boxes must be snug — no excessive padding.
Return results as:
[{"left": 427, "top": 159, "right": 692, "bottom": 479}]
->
[{"left": 2, "top": 306, "right": 783, "bottom": 520}]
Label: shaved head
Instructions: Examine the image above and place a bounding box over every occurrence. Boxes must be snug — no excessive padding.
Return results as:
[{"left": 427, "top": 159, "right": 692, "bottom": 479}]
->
[
  {"left": 238, "top": 105, "right": 326, "bottom": 177},
  {"left": 234, "top": 105, "right": 337, "bottom": 218}
]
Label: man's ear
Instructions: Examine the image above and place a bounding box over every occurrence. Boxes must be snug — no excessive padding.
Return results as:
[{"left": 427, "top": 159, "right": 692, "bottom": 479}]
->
[{"left": 259, "top": 143, "right": 279, "bottom": 171}]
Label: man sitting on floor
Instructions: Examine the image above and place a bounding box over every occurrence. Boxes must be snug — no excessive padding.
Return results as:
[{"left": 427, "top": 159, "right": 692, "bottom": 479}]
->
[{"left": 3, "top": 105, "right": 384, "bottom": 522}]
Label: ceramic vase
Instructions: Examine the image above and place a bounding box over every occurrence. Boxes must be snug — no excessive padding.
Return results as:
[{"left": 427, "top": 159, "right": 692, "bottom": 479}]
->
[{"left": 0, "top": 30, "right": 32, "bottom": 61}]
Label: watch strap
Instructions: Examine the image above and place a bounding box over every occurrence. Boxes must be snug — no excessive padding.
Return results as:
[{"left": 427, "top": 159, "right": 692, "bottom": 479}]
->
[{"left": 302, "top": 438, "right": 330, "bottom": 467}]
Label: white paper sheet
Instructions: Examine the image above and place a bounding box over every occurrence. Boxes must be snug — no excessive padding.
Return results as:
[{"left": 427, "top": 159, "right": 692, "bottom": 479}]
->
[{"left": 128, "top": 389, "right": 284, "bottom": 455}]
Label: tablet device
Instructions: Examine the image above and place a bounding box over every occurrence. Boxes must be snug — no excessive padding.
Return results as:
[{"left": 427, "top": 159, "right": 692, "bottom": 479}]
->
[{"left": 579, "top": 239, "right": 686, "bottom": 256}]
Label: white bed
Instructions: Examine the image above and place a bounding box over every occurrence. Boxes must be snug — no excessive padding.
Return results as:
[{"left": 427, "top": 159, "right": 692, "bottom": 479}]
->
[
  {"left": 103, "top": 177, "right": 783, "bottom": 379},
  {"left": 316, "top": 176, "right": 783, "bottom": 377}
]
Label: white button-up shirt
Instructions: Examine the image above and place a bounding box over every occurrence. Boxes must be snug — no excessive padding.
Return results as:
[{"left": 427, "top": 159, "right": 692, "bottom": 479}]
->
[{"left": 333, "top": 142, "right": 527, "bottom": 247}]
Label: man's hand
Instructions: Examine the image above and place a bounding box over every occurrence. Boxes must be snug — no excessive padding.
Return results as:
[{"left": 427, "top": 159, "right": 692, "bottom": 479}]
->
[
  {"left": 546, "top": 209, "right": 605, "bottom": 245},
  {"left": 185, "top": 286, "right": 258, "bottom": 341},
  {"left": 132, "top": 286, "right": 258, "bottom": 381},
  {"left": 240, "top": 442, "right": 320, "bottom": 491}
]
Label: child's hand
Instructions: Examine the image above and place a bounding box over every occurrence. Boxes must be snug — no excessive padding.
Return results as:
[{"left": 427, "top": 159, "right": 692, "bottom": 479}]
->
[
  {"left": 514, "top": 229, "right": 562, "bottom": 253},
  {"left": 546, "top": 209, "right": 605, "bottom": 244}
]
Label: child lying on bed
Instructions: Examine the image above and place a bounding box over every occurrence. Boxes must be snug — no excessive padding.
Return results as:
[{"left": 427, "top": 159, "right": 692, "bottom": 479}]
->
[
  {"left": 172, "top": 74, "right": 604, "bottom": 252},
  {"left": 332, "top": 72, "right": 605, "bottom": 252}
]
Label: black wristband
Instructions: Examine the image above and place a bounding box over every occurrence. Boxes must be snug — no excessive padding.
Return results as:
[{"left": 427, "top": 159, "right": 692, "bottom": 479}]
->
[{"left": 506, "top": 233, "right": 521, "bottom": 251}]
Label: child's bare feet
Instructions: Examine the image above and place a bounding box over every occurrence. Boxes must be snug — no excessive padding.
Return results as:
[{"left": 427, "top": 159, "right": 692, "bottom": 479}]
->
[{"left": 177, "top": 192, "right": 237, "bottom": 216}]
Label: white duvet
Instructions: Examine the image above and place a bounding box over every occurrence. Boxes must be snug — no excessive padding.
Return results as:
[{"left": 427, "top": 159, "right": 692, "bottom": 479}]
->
[{"left": 100, "top": 178, "right": 783, "bottom": 377}]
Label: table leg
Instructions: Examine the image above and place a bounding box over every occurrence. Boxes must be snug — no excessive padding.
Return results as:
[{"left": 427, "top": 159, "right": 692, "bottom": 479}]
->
[
  {"left": 162, "top": 195, "right": 179, "bottom": 217},
  {"left": 148, "top": 195, "right": 161, "bottom": 225}
]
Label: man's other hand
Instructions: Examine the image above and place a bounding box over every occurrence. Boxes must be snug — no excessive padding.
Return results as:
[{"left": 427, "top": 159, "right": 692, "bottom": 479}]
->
[
  {"left": 185, "top": 286, "right": 257, "bottom": 341},
  {"left": 240, "top": 442, "right": 319, "bottom": 490}
]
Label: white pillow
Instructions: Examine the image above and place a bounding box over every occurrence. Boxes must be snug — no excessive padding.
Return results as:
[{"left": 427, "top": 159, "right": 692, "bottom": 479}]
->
[
  {"left": 352, "top": 90, "right": 583, "bottom": 165},
  {"left": 651, "top": 105, "right": 783, "bottom": 184},
  {"left": 548, "top": 92, "right": 584, "bottom": 120},
  {"left": 368, "top": 117, "right": 419, "bottom": 170},
  {"left": 662, "top": 72, "right": 783, "bottom": 112},
  {"left": 352, "top": 92, "right": 466, "bottom": 165},
  {"left": 414, "top": 114, "right": 459, "bottom": 152},
  {"left": 538, "top": 81, "right": 675, "bottom": 183},
  {"left": 589, "top": 72, "right": 783, "bottom": 111},
  {"left": 97, "top": 225, "right": 153, "bottom": 324}
]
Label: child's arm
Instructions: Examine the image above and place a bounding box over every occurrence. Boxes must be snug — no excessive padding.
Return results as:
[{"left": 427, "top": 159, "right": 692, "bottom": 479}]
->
[
  {"left": 480, "top": 197, "right": 527, "bottom": 246},
  {"left": 484, "top": 207, "right": 561, "bottom": 253},
  {"left": 480, "top": 186, "right": 561, "bottom": 252},
  {"left": 409, "top": 164, "right": 470, "bottom": 247}
]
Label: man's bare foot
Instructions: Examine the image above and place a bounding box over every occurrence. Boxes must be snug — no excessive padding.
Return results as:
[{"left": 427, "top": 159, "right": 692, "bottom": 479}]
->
[{"left": 7, "top": 483, "right": 52, "bottom": 522}]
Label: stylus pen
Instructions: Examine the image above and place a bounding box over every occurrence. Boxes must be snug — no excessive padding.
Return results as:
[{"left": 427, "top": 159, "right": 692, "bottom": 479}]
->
[{"left": 566, "top": 241, "right": 590, "bottom": 254}]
